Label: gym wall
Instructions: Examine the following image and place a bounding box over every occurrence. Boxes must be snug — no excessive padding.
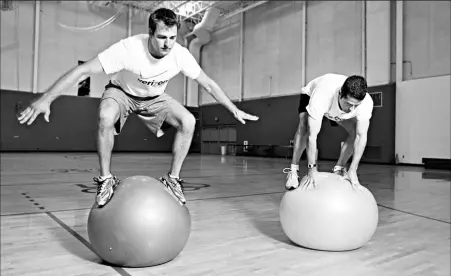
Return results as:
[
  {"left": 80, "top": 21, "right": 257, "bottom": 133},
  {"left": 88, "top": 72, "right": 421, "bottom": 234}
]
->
[
  {"left": 395, "top": 1, "right": 450, "bottom": 164},
  {"left": 1, "top": 1, "right": 199, "bottom": 152},
  {"left": 199, "top": 1, "right": 450, "bottom": 166},
  {"left": 200, "top": 83, "right": 395, "bottom": 164},
  {"left": 0, "top": 89, "right": 201, "bottom": 152},
  {"left": 1, "top": 1, "right": 449, "bottom": 165},
  {"left": 0, "top": 1, "right": 188, "bottom": 102}
]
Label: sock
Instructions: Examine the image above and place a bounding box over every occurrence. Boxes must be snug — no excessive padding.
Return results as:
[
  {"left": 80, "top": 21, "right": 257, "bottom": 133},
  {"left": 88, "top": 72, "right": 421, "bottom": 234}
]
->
[
  {"left": 99, "top": 174, "right": 112, "bottom": 181},
  {"left": 333, "top": 165, "right": 344, "bottom": 172},
  {"left": 290, "top": 164, "right": 299, "bottom": 171},
  {"left": 169, "top": 173, "right": 179, "bottom": 179}
]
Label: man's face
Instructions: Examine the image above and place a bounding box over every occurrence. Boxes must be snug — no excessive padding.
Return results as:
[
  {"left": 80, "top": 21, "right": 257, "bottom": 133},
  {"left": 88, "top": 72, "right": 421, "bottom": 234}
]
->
[
  {"left": 339, "top": 94, "right": 362, "bottom": 113},
  {"left": 149, "top": 21, "right": 178, "bottom": 58}
]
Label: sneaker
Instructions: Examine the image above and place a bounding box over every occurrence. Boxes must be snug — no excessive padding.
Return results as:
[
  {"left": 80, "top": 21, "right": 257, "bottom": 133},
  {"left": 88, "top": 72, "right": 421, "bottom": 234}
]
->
[
  {"left": 333, "top": 166, "right": 348, "bottom": 176},
  {"left": 159, "top": 173, "right": 186, "bottom": 205},
  {"left": 93, "top": 175, "right": 120, "bottom": 207},
  {"left": 283, "top": 168, "right": 300, "bottom": 190},
  {"left": 177, "top": 177, "right": 185, "bottom": 191}
]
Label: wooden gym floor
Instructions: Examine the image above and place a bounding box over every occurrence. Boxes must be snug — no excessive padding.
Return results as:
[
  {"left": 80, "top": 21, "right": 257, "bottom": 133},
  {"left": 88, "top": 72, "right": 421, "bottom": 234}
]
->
[{"left": 1, "top": 152, "right": 450, "bottom": 276}]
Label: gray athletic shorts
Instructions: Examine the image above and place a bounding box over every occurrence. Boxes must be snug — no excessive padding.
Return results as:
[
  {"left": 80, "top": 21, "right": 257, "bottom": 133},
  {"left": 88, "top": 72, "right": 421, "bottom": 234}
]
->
[{"left": 101, "top": 82, "right": 183, "bottom": 138}]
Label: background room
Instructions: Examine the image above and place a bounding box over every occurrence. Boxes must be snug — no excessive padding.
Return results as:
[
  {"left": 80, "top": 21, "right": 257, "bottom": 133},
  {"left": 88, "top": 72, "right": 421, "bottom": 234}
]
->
[{"left": 1, "top": 1, "right": 450, "bottom": 276}]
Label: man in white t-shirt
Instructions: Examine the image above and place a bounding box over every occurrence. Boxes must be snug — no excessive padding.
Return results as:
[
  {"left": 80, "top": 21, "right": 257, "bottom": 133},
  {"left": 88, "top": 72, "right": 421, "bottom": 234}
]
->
[
  {"left": 18, "top": 8, "right": 258, "bottom": 207},
  {"left": 283, "top": 73, "right": 373, "bottom": 190}
]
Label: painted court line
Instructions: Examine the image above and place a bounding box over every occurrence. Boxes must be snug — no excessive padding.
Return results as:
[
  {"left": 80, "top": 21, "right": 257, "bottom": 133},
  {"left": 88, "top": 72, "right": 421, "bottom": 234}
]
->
[
  {"left": 57, "top": 192, "right": 451, "bottom": 225},
  {"left": 2, "top": 191, "right": 449, "bottom": 226},
  {"left": 376, "top": 204, "right": 450, "bottom": 224},
  {"left": 0, "top": 207, "right": 88, "bottom": 217},
  {"left": 45, "top": 211, "right": 132, "bottom": 276},
  {"left": 1, "top": 181, "right": 97, "bottom": 187},
  {"left": 0, "top": 173, "right": 279, "bottom": 187}
]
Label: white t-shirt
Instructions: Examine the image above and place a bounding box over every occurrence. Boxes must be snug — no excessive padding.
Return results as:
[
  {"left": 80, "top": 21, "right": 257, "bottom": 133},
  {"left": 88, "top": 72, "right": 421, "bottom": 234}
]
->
[
  {"left": 97, "top": 34, "right": 202, "bottom": 97},
  {"left": 302, "top": 73, "right": 373, "bottom": 122}
]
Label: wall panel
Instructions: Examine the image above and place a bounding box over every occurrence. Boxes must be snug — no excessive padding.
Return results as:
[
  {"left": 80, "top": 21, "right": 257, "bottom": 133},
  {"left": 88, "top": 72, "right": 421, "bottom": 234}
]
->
[
  {"left": 243, "top": 1, "right": 304, "bottom": 99},
  {"left": 200, "top": 18, "right": 241, "bottom": 105},
  {"left": 403, "top": 1, "right": 450, "bottom": 80},
  {"left": 306, "top": 1, "right": 363, "bottom": 82},
  {"left": 0, "top": 1, "right": 35, "bottom": 91},
  {"left": 38, "top": 1, "right": 128, "bottom": 98}
]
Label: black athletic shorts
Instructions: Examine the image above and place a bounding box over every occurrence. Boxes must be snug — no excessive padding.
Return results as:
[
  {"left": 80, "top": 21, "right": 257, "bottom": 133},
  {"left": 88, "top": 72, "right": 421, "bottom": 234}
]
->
[
  {"left": 298, "top": 93, "right": 338, "bottom": 126},
  {"left": 298, "top": 94, "right": 310, "bottom": 114}
]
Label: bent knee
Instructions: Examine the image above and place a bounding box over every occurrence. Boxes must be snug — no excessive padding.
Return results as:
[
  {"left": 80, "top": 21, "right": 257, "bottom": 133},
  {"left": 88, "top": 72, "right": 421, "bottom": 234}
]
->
[
  {"left": 181, "top": 113, "right": 196, "bottom": 132},
  {"left": 98, "top": 99, "right": 120, "bottom": 128}
]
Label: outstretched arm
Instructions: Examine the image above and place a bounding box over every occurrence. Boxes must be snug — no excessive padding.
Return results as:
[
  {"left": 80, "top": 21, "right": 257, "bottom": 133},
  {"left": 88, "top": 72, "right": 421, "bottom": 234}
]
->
[
  {"left": 195, "top": 71, "right": 236, "bottom": 114},
  {"left": 42, "top": 57, "right": 105, "bottom": 104},
  {"left": 194, "top": 70, "right": 259, "bottom": 124},
  {"left": 18, "top": 57, "right": 105, "bottom": 125},
  {"left": 349, "top": 119, "right": 370, "bottom": 171}
]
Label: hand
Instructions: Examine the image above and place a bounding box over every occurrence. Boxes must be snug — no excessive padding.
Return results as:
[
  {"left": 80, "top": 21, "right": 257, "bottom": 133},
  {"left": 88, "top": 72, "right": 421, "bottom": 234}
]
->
[
  {"left": 233, "top": 109, "right": 259, "bottom": 124},
  {"left": 17, "top": 97, "right": 51, "bottom": 125},
  {"left": 301, "top": 168, "right": 318, "bottom": 190},
  {"left": 342, "top": 169, "right": 363, "bottom": 191}
]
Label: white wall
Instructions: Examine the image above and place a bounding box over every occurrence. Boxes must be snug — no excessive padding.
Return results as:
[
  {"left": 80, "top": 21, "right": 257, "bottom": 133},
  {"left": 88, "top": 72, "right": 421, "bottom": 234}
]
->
[
  {"left": 366, "top": 1, "right": 391, "bottom": 86},
  {"left": 2, "top": 1, "right": 450, "bottom": 164},
  {"left": 243, "top": 1, "right": 305, "bottom": 100},
  {"left": 199, "top": 1, "right": 306, "bottom": 105},
  {"left": 200, "top": 1, "right": 364, "bottom": 103},
  {"left": 396, "top": 75, "right": 450, "bottom": 164},
  {"left": 0, "top": 1, "right": 186, "bottom": 101},
  {"left": 200, "top": 15, "right": 241, "bottom": 105},
  {"left": 38, "top": 1, "right": 128, "bottom": 98},
  {"left": 395, "top": 1, "right": 450, "bottom": 164},
  {"left": 403, "top": 1, "right": 450, "bottom": 80},
  {"left": 1, "top": 1, "right": 34, "bottom": 92},
  {"left": 199, "top": 0, "right": 450, "bottom": 164},
  {"left": 305, "top": 1, "right": 363, "bottom": 82}
]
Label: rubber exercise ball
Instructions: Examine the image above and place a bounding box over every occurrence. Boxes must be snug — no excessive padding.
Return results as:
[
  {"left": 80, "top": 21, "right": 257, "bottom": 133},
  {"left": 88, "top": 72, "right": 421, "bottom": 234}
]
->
[
  {"left": 279, "top": 172, "right": 378, "bottom": 251},
  {"left": 87, "top": 175, "right": 191, "bottom": 267}
]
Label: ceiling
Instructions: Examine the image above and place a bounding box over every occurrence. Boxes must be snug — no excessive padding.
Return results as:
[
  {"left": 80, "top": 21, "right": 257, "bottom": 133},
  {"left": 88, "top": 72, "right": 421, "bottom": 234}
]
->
[{"left": 96, "top": 1, "right": 268, "bottom": 25}]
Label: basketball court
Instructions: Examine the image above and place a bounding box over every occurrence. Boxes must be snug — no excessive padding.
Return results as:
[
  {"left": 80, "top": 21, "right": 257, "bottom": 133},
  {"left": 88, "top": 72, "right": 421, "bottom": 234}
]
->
[{"left": 1, "top": 152, "right": 450, "bottom": 276}]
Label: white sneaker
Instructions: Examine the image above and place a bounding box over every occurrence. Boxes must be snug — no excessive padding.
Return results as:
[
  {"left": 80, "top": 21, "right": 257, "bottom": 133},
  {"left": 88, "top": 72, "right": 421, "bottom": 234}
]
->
[
  {"left": 333, "top": 166, "right": 348, "bottom": 176},
  {"left": 283, "top": 168, "right": 300, "bottom": 190}
]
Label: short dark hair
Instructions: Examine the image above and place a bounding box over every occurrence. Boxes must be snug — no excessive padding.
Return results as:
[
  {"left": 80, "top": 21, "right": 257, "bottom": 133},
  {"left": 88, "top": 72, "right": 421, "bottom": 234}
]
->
[
  {"left": 148, "top": 8, "right": 181, "bottom": 35},
  {"left": 340, "top": 75, "right": 368, "bottom": 101}
]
